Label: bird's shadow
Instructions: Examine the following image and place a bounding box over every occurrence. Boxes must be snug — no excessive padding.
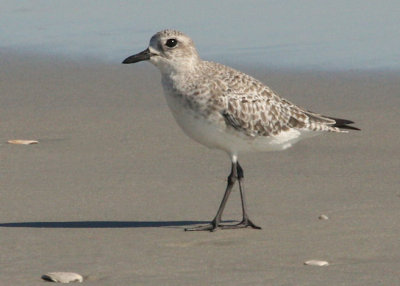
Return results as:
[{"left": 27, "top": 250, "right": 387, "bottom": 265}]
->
[{"left": 0, "top": 220, "right": 233, "bottom": 229}]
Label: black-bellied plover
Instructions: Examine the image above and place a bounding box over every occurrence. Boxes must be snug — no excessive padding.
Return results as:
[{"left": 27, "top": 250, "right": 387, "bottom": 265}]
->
[{"left": 122, "top": 29, "right": 359, "bottom": 231}]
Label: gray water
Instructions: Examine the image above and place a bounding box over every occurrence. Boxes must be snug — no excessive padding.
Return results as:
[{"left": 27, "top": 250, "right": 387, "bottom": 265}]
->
[{"left": 1, "top": 0, "right": 399, "bottom": 70}]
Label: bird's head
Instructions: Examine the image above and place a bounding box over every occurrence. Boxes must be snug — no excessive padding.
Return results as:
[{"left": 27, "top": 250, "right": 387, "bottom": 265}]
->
[{"left": 122, "top": 29, "right": 200, "bottom": 74}]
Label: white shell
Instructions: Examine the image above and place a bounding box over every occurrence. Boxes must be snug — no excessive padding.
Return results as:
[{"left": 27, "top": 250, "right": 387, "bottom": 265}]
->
[
  {"left": 304, "top": 260, "right": 329, "bottom": 266},
  {"left": 318, "top": 214, "right": 329, "bottom": 220},
  {"left": 41, "top": 272, "right": 83, "bottom": 283},
  {"left": 7, "top": 139, "right": 39, "bottom": 145}
]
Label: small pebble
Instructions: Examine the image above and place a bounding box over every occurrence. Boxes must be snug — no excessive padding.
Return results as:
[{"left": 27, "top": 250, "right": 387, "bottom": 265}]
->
[
  {"left": 318, "top": 214, "right": 329, "bottom": 220},
  {"left": 304, "top": 260, "right": 329, "bottom": 266},
  {"left": 41, "top": 272, "right": 83, "bottom": 283},
  {"left": 8, "top": 139, "right": 39, "bottom": 145}
]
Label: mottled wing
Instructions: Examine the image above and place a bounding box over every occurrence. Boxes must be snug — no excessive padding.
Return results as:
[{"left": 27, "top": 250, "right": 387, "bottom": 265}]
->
[
  {"left": 203, "top": 61, "right": 358, "bottom": 136},
  {"left": 221, "top": 91, "right": 311, "bottom": 137}
]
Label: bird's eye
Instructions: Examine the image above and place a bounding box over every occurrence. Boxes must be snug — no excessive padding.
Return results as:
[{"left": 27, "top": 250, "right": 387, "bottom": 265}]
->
[{"left": 165, "top": 38, "right": 178, "bottom": 48}]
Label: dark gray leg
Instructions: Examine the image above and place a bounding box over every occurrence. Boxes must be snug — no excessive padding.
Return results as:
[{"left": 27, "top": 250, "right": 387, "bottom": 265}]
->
[
  {"left": 220, "top": 162, "right": 261, "bottom": 229},
  {"left": 185, "top": 162, "right": 261, "bottom": 232},
  {"left": 185, "top": 163, "right": 237, "bottom": 231}
]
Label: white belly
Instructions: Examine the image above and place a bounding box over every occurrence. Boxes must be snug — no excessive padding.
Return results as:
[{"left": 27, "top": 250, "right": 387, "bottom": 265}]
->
[{"left": 163, "top": 90, "right": 319, "bottom": 156}]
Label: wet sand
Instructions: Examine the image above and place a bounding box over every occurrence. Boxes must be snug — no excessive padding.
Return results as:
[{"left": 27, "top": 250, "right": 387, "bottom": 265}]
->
[{"left": 1, "top": 52, "right": 399, "bottom": 285}]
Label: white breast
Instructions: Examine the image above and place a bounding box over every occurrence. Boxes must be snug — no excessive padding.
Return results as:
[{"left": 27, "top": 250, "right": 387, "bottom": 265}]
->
[{"left": 162, "top": 87, "right": 313, "bottom": 156}]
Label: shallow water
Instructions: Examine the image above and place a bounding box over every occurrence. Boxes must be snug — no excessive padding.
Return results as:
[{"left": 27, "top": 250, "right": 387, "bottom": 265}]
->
[{"left": 1, "top": 0, "right": 399, "bottom": 70}]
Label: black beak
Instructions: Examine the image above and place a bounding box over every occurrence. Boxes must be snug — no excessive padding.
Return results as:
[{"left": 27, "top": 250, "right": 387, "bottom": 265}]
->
[{"left": 122, "top": 48, "right": 152, "bottom": 64}]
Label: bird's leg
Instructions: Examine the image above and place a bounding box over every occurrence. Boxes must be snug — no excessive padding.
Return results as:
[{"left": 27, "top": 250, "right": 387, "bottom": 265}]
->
[
  {"left": 185, "top": 163, "right": 237, "bottom": 232},
  {"left": 220, "top": 162, "right": 261, "bottom": 230}
]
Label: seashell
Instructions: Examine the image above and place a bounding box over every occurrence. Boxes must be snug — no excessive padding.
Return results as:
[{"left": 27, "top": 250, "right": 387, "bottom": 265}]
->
[
  {"left": 7, "top": 139, "right": 39, "bottom": 145},
  {"left": 304, "top": 260, "right": 329, "bottom": 266},
  {"left": 318, "top": 214, "right": 329, "bottom": 220},
  {"left": 41, "top": 272, "right": 83, "bottom": 283}
]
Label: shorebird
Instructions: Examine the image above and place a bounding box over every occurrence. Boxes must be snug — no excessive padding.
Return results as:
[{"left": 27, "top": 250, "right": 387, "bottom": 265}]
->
[{"left": 122, "top": 29, "right": 359, "bottom": 231}]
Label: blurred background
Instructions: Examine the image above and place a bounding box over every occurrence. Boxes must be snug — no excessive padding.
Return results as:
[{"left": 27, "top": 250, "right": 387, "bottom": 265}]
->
[{"left": 1, "top": 0, "right": 399, "bottom": 70}]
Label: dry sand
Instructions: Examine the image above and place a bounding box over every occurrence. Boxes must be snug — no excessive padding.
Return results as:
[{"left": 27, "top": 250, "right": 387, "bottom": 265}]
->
[{"left": 1, "top": 51, "right": 399, "bottom": 285}]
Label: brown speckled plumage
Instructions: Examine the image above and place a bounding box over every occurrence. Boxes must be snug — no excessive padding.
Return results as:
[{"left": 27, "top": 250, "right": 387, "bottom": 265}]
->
[
  {"left": 165, "top": 59, "right": 343, "bottom": 138},
  {"left": 122, "top": 29, "right": 359, "bottom": 231},
  {"left": 126, "top": 29, "right": 359, "bottom": 155}
]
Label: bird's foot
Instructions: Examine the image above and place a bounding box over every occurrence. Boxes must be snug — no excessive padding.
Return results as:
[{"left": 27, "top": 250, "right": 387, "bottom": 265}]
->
[
  {"left": 184, "top": 219, "right": 219, "bottom": 232},
  {"left": 220, "top": 218, "right": 261, "bottom": 230},
  {"left": 184, "top": 218, "right": 261, "bottom": 232}
]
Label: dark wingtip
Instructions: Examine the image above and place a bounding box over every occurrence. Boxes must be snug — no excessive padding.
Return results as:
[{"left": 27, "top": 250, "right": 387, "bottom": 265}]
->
[
  {"left": 335, "top": 124, "right": 361, "bottom": 131},
  {"left": 329, "top": 117, "right": 361, "bottom": 131}
]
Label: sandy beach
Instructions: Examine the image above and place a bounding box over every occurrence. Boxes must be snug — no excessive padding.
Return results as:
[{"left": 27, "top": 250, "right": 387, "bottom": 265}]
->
[{"left": 1, "top": 51, "right": 400, "bottom": 285}]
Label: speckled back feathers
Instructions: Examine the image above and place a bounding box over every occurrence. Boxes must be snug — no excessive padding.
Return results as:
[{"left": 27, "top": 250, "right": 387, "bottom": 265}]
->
[
  {"left": 146, "top": 29, "right": 356, "bottom": 141},
  {"left": 168, "top": 59, "right": 342, "bottom": 138}
]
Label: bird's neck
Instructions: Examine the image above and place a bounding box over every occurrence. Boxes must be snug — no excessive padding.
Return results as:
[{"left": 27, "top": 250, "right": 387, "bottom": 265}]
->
[{"left": 158, "top": 58, "right": 202, "bottom": 78}]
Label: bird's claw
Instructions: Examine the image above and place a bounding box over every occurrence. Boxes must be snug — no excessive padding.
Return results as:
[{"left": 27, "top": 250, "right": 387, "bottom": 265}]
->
[{"left": 184, "top": 219, "right": 261, "bottom": 232}]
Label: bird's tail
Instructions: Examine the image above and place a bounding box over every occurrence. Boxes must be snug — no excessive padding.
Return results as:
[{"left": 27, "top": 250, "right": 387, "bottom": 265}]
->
[
  {"left": 327, "top": 116, "right": 361, "bottom": 131},
  {"left": 304, "top": 111, "right": 361, "bottom": 132}
]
